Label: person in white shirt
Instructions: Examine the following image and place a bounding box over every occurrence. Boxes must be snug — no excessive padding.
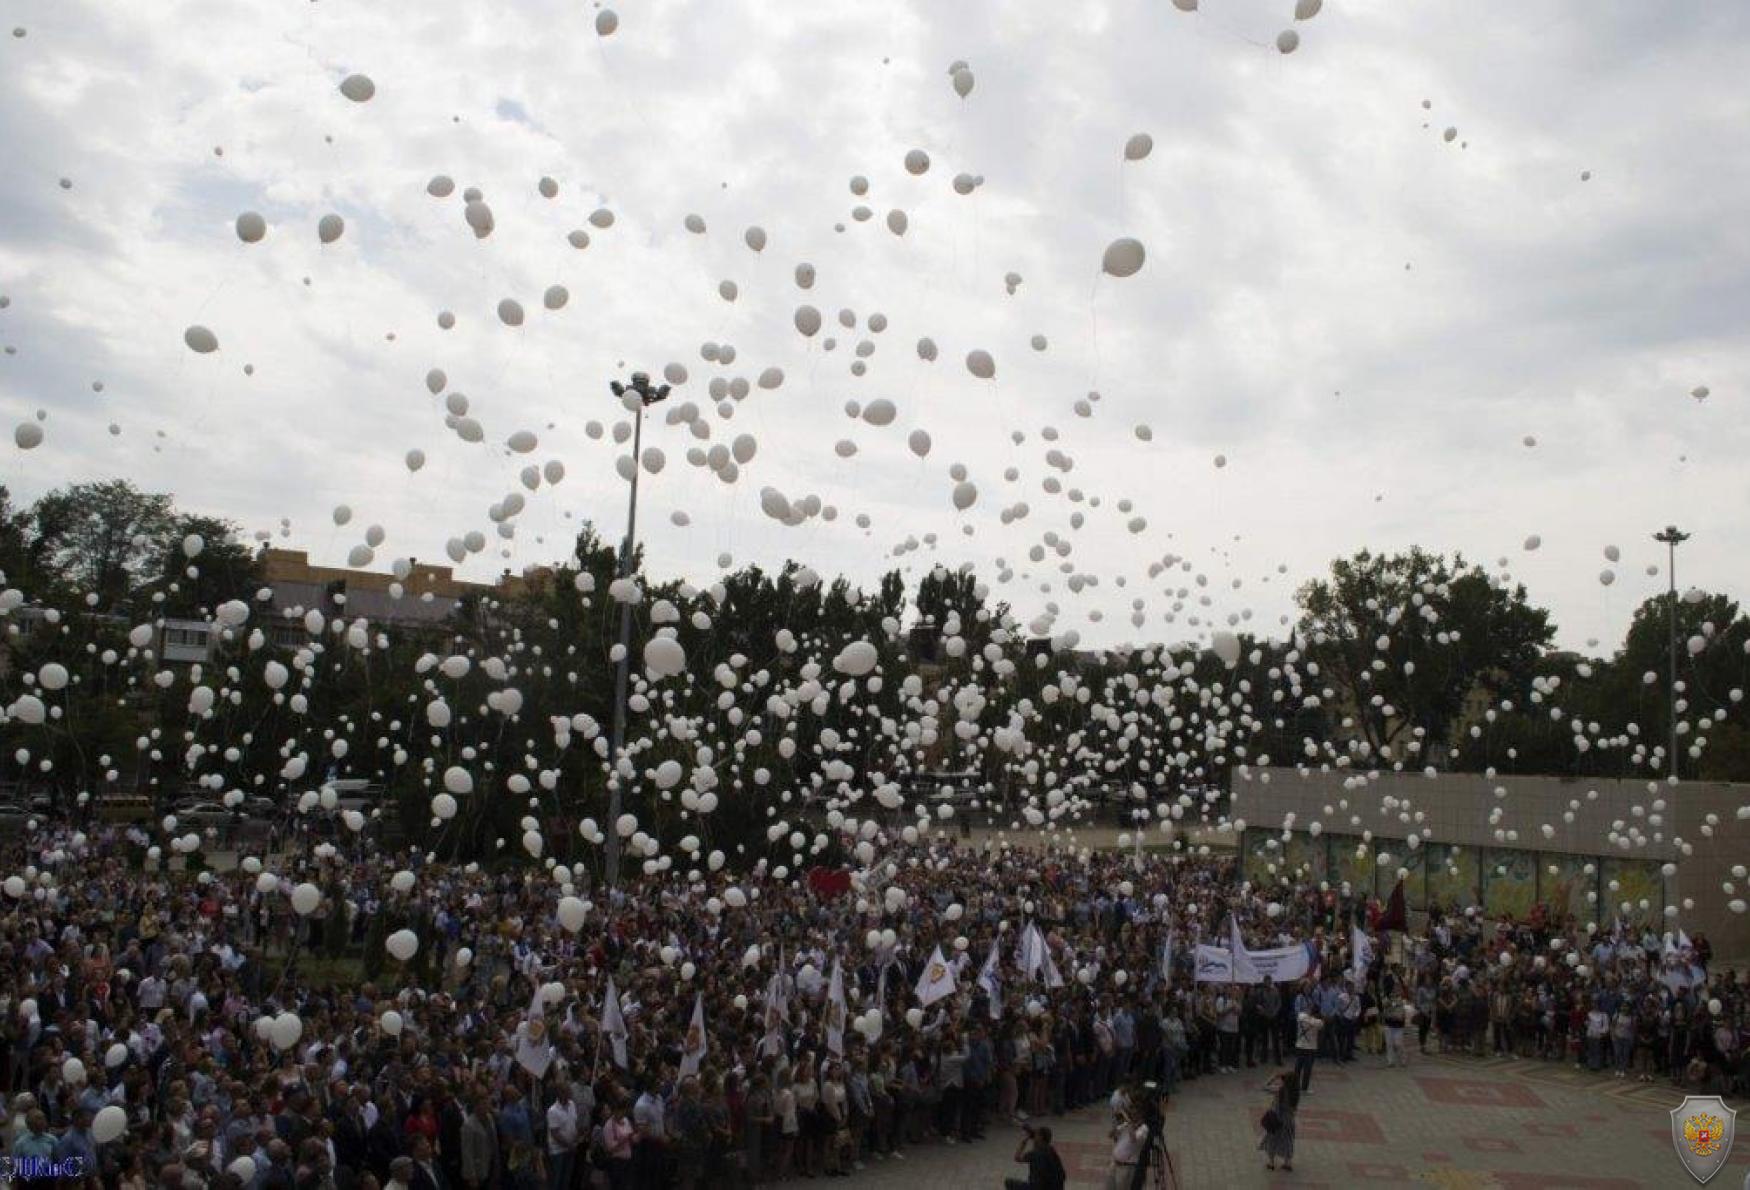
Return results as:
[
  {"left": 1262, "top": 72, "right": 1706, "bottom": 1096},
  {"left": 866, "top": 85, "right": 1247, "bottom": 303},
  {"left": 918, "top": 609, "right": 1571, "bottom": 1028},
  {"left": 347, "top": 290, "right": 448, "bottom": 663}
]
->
[
  {"left": 1108, "top": 1112, "right": 1147, "bottom": 1190},
  {"left": 545, "top": 1085, "right": 579, "bottom": 1190}
]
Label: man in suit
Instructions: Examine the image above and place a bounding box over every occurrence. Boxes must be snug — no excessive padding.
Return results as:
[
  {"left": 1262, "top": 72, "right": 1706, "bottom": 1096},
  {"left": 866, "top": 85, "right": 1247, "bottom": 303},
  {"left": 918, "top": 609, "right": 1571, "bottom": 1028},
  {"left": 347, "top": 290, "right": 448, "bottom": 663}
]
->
[
  {"left": 331, "top": 1085, "right": 371, "bottom": 1180},
  {"left": 409, "top": 1134, "right": 447, "bottom": 1190},
  {"left": 460, "top": 1092, "right": 498, "bottom": 1190}
]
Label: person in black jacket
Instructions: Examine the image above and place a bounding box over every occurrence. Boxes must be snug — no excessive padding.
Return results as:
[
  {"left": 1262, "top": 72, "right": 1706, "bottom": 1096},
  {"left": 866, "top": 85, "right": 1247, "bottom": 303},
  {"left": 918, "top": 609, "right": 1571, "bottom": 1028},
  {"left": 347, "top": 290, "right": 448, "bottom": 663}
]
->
[{"left": 366, "top": 1095, "right": 404, "bottom": 1184}]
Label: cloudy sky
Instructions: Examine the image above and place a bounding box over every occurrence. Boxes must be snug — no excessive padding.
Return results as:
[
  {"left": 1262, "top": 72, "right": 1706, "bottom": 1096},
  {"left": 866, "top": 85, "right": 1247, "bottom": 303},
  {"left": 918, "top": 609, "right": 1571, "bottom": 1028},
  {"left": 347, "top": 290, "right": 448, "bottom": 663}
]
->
[{"left": 3, "top": 0, "right": 1748, "bottom": 652}]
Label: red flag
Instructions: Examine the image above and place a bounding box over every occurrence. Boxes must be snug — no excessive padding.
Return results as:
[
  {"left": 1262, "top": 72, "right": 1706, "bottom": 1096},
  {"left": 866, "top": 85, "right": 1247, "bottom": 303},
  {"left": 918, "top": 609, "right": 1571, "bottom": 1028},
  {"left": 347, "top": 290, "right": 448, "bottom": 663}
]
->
[
  {"left": 807, "top": 867, "right": 851, "bottom": 897},
  {"left": 1379, "top": 878, "right": 1407, "bottom": 932}
]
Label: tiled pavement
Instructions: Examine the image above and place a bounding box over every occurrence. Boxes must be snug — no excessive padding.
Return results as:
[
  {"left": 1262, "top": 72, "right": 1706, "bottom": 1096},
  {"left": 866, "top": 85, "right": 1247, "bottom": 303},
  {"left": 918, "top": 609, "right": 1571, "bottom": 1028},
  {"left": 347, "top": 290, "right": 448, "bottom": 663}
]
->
[{"left": 776, "top": 1051, "right": 1748, "bottom": 1189}]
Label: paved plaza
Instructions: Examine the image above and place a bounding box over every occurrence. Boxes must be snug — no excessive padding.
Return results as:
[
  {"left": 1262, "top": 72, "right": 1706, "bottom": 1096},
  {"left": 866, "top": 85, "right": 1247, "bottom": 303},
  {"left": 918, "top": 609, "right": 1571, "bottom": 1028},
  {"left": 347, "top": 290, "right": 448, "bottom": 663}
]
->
[{"left": 779, "top": 1052, "right": 1747, "bottom": 1189}]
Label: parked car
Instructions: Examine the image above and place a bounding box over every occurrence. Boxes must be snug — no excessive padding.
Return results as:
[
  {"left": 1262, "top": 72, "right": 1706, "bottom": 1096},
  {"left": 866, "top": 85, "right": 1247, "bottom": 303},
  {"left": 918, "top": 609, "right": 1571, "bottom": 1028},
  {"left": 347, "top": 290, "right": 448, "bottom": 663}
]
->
[{"left": 174, "top": 803, "right": 239, "bottom": 829}]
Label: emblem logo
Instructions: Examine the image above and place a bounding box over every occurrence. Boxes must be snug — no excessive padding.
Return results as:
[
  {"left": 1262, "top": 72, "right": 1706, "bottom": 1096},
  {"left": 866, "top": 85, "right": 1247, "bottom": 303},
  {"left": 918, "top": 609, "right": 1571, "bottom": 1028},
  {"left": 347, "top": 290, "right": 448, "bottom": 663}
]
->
[
  {"left": 929, "top": 962, "right": 946, "bottom": 983},
  {"left": 1672, "top": 1095, "right": 1737, "bottom": 1184}
]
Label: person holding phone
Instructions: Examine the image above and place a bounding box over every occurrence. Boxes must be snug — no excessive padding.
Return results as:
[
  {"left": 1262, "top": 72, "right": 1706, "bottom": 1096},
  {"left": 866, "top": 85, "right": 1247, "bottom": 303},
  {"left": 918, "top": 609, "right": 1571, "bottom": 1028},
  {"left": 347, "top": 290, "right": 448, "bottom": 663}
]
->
[{"left": 1006, "top": 1125, "right": 1067, "bottom": 1190}]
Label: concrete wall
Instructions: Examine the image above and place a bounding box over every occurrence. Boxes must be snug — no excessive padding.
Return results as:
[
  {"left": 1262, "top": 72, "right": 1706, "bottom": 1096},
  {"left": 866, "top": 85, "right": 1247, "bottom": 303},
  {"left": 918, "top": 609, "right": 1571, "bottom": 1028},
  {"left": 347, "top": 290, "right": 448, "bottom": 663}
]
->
[{"left": 1231, "top": 767, "right": 1750, "bottom": 959}]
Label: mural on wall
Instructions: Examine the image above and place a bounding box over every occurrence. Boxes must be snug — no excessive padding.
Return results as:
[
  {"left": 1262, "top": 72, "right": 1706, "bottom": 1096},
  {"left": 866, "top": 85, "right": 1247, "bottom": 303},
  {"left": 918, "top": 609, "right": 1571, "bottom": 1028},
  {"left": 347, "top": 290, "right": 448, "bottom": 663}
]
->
[
  {"left": 1398, "top": 844, "right": 1428, "bottom": 912},
  {"left": 1238, "top": 830, "right": 1665, "bottom": 936},
  {"left": 1600, "top": 857, "right": 1665, "bottom": 932},
  {"left": 1282, "top": 832, "right": 1329, "bottom": 887},
  {"left": 1330, "top": 835, "right": 1376, "bottom": 901},
  {"left": 1542, "top": 853, "right": 1595, "bottom": 926},
  {"left": 1484, "top": 847, "right": 1538, "bottom": 919},
  {"left": 1425, "top": 843, "right": 1481, "bottom": 912},
  {"left": 1243, "top": 831, "right": 1279, "bottom": 886}
]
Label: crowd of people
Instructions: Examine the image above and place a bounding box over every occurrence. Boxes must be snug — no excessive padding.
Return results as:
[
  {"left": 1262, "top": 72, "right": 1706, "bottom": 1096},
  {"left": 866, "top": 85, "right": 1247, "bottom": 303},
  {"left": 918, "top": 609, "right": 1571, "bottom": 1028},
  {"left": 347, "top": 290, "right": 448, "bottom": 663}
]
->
[{"left": 0, "top": 820, "right": 1742, "bottom": 1190}]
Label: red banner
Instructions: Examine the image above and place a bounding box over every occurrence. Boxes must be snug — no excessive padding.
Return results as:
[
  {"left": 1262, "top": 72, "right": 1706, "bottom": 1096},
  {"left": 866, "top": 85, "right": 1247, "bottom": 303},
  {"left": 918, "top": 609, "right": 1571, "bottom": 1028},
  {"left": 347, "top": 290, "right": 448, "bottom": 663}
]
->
[{"left": 807, "top": 866, "right": 851, "bottom": 897}]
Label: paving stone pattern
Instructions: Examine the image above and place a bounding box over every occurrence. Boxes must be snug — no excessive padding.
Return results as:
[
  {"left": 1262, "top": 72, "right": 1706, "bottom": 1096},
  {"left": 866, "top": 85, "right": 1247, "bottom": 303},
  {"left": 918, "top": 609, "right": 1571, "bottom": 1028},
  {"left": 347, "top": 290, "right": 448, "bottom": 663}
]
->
[{"left": 776, "top": 1051, "right": 1748, "bottom": 1189}]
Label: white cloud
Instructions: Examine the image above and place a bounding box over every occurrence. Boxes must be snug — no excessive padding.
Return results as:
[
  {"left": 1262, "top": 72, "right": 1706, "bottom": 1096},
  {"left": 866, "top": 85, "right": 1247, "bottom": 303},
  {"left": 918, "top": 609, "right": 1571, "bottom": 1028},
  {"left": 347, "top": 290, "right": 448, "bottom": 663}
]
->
[{"left": 2, "top": 0, "right": 1747, "bottom": 651}]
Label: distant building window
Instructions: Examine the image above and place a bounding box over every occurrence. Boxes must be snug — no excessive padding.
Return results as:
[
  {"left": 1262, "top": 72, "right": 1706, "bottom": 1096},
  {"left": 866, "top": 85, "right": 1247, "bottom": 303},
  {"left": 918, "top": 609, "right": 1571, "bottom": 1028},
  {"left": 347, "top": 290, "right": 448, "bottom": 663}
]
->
[{"left": 164, "top": 628, "right": 208, "bottom": 647}]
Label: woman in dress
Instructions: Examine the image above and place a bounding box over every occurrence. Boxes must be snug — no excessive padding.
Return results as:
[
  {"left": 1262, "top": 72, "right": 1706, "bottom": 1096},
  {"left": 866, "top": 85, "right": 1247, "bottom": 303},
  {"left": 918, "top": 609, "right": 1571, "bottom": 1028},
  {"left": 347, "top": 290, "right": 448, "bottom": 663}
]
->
[{"left": 1258, "top": 1069, "right": 1300, "bottom": 1173}]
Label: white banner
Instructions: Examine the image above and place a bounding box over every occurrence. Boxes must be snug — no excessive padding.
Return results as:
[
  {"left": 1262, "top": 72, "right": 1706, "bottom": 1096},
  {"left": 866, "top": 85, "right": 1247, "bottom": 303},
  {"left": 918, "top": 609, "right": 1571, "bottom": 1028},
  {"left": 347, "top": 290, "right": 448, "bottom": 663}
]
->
[
  {"left": 1193, "top": 943, "right": 1237, "bottom": 983},
  {"left": 1247, "top": 943, "right": 1313, "bottom": 984},
  {"left": 1194, "top": 942, "right": 1311, "bottom": 984}
]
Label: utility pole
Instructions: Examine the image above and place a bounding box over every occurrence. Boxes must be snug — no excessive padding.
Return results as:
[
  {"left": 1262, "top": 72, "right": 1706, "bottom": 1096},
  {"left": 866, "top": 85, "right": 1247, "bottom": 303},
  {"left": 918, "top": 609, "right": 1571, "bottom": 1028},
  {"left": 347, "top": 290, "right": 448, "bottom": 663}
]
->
[
  {"left": 603, "top": 372, "right": 670, "bottom": 888},
  {"left": 1653, "top": 526, "right": 1689, "bottom": 781}
]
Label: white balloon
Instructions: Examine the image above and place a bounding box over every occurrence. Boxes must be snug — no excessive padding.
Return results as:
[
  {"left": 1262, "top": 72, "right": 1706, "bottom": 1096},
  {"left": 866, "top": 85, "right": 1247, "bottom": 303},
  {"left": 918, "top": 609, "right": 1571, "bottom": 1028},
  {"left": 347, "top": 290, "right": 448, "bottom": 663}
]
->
[
  {"left": 290, "top": 883, "right": 321, "bottom": 916},
  {"left": 339, "top": 74, "right": 376, "bottom": 102},
  {"left": 1124, "top": 133, "right": 1154, "bottom": 161},
  {"left": 318, "top": 213, "right": 345, "bottom": 243},
  {"left": 966, "top": 349, "right": 995, "bottom": 379},
  {"left": 1102, "top": 238, "right": 1146, "bottom": 277},
  {"left": 184, "top": 325, "right": 219, "bottom": 354},
  {"left": 833, "top": 641, "right": 879, "bottom": 677},
  {"left": 386, "top": 929, "right": 419, "bottom": 962},
  {"left": 93, "top": 1104, "right": 127, "bottom": 1143},
  {"left": 558, "top": 895, "right": 589, "bottom": 932},
  {"left": 380, "top": 1010, "right": 404, "bottom": 1036},
  {"left": 595, "top": 8, "right": 618, "bottom": 35},
  {"left": 1277, "top": 29, "right": 1301, "bottom": 53},
  {"left": 645, "top": 637, "right": 687, "bottom": 677},
  {"left": 271, "top": 1012, "right": 303, "bottom": 1051},
  {"left": 236, "top": 212, "right": 267, "bottom": 243},
  {"left": 498, "top": 298, "right": 525, "bottom": 326}
]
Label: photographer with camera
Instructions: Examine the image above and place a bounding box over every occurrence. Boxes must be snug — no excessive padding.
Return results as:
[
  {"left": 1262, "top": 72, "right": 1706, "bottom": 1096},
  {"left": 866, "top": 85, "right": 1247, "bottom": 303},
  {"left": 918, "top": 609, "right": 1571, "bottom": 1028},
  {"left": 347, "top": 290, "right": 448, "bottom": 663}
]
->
[
  {"left": 1105, "top": 1081, "right": 1150, "bottom": 1190},
  {"left": 1005, "top": 1124, "right": 1067, "bottom": 1190}
]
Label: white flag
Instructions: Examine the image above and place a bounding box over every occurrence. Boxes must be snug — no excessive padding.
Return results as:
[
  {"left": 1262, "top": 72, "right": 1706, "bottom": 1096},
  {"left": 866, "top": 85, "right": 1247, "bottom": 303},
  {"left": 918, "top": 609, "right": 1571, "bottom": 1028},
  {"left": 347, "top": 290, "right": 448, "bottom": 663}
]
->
[
  {"left": 978, "top": 940, "right": 1002, "bottom": 1019},
  {"left": 600, "top": 976, "right": 629, "bottom": 1070},
  {"left": 1036, "top": 929, "right": 1066, "bottom": 989},
  {"left": 679, "top": 992, "right": 707, "bottom": 1077},
  {"left": 915, "top": 945, "right": 959, "bottom": 1008},
  {"left": 515, "top": 984, "right": 554, "bottom": 1078},
  {"left": 1018, "top": 923, "right": 1045, "bottom": 982},
  {"left": 1350, "top": 924, "right": 1374, "bottom": 980},
  {"left": 759, "top": 965, "right": 789, "bottom": 1058},
  {"left": 825, "top": 960, "right": 848, "bottom": 1058},
  {"left": 1161, "top": 930, "right": 1176, "bottom": 988}
]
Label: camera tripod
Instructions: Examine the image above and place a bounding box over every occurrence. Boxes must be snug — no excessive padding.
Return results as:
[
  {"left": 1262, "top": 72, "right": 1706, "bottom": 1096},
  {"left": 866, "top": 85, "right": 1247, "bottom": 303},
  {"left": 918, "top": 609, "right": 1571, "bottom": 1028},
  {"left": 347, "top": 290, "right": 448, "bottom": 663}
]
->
[{"left": 1128, "top": 1122, "right": 1178, "bottom": 1190}]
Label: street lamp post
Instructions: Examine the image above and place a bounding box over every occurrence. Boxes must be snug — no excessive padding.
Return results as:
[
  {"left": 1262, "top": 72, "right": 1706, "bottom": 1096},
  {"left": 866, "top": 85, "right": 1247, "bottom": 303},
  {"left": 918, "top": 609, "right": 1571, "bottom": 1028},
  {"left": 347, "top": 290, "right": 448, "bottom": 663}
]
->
[
  {"left": 603, "top": 372, "right": 670, "bottom": 888},
  {"left": 1653, "top": 526, "right": 1690, "bottom": 781}
]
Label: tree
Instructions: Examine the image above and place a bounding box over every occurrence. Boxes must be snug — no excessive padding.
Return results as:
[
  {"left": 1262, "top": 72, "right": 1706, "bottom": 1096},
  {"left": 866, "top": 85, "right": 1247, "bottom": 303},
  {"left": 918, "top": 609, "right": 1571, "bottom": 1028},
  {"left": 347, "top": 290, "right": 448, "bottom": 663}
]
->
[
  {"left": 0, "top": 486, "right": 69, "bottom": 601},
  {"left": 1604, "top": 591, "right": 1750, "bottom": 779},
  {"left": 146, "top": 513, "right": 262, "bottom": 617},
  {"left": 28, "top": 480, "right": 176, "bottom": 610},
  {"left": 1296, "top": 548, "right": 1555, "bottom": 767}
]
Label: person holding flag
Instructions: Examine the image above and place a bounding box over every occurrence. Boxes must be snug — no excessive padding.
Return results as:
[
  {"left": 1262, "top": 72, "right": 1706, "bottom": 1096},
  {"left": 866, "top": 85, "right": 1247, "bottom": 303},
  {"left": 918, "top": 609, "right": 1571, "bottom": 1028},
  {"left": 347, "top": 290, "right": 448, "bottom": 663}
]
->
[
  {"left": 679, "top": 992, "right": 707, "bottom": 1077},
  {"left": 978, "top": 939, "right": 1003, "bottom": 1019},
  {"left": 825, "top": 959, "right": 849, "bottom": 1058},
  {"left": 599, "top": 976, "right": 629, "bottom": 1071},
  {"left": 917, "top": 944, "right": 959, "bottom": 1008}
]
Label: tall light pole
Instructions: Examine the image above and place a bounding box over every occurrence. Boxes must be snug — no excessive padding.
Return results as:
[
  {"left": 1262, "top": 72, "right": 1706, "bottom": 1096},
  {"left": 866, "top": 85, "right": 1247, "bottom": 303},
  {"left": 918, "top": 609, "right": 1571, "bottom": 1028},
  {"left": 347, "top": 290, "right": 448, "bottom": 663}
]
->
[
  {"left": 603, "top": 371, "right": 670, "bottom": 888},
  {"left": 1653, "top": 526, "right": 1690, "bottom": 781}
]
